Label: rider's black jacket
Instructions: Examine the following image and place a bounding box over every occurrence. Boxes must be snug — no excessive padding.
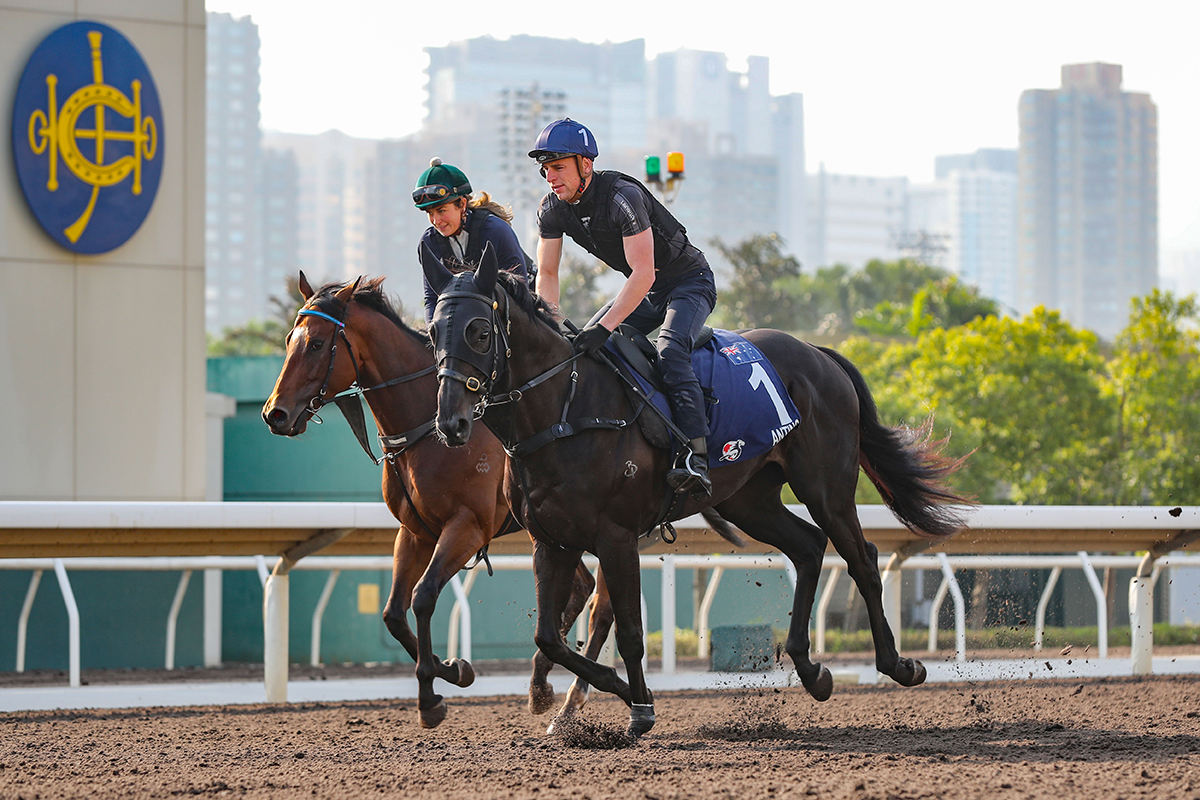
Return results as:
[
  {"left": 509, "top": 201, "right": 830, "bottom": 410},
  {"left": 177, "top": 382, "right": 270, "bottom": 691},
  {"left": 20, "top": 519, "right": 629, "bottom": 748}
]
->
[{"left": 536, "top": 171, "right": 705, "bottom": 289}]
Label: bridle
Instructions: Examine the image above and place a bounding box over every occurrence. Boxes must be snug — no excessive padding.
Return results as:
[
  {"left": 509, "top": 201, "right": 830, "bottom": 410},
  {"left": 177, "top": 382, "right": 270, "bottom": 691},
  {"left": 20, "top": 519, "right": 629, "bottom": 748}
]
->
[
  {"left": 290, "top": 298, "right": 435, "bottom": 450},
  {"left": 290, "top": 290, "right": 509, "bottom": 569},
  {"left": 431, "top": 272, "right": 584, "bottom": 421},
  {"left": 431, "top": 273, "right": 510, "bottom": 409}
]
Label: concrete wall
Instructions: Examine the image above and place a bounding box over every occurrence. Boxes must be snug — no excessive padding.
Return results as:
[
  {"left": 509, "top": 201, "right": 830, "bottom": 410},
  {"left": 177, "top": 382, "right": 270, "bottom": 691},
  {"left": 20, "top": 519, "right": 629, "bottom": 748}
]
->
[{"left": 0, "top": 1, "right": 206, "bottom": 499}]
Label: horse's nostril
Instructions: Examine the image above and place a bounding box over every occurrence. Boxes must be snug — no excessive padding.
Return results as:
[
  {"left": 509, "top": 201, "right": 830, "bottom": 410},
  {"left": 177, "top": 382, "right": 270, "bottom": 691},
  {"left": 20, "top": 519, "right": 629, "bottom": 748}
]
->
[{"left": 267, "top": 408, "right": 288, "bottom": 426}]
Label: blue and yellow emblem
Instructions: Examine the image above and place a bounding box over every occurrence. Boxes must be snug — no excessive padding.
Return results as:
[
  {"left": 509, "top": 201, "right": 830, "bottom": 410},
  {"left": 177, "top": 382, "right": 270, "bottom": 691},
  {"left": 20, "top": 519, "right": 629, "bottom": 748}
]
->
[{"left": 11, "top": 21, "right": 164, "bottom": 254}]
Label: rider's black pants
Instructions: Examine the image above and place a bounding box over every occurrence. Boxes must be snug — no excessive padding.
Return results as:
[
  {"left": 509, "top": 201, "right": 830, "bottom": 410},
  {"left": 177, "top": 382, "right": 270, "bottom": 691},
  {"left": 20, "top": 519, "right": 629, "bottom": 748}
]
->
[{"left": 590, "top": 265, "right": 717, "bottom": 441}]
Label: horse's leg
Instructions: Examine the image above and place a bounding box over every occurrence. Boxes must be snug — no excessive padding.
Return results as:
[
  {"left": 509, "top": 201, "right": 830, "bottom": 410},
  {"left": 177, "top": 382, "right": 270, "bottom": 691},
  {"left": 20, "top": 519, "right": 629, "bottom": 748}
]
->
[
  {"left": 529, "top": 558, "right": 595, "bottom": 715},
  {"left": 547, "top": 566, "right": 615, "bottom": 728},
  {"left": 381, "top": 526, "right": 431, "bottom": 663},
  {"left": 409, "top": 515, "right": 488, "bottom": 728},
  {"left": 713, "top": 473, "right": 834, "bottom": 701},
  {"left": 592, "top": 537, "right": 655, "bottom": 738},
  {"left": 532, "top": 540, "right": 635, "bottom": 727},
  {"left": 805, "top": 490, "right": 925, "bottom": 688}
]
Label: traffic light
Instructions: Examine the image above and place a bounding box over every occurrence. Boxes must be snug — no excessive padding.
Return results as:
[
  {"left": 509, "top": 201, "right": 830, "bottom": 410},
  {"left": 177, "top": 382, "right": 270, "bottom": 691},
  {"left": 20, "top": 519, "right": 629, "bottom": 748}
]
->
[
  {"left": 645, "top": 155, "right": 662, "bottom": 184},
  {"left": 667, "top": 151, "right": 685, "bottom": 179}
]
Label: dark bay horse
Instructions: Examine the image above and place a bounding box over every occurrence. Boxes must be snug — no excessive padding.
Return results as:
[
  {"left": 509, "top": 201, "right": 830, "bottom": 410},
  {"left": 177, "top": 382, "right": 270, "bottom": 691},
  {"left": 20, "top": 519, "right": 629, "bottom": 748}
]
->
[
  {"left": 422, "top": 245, "right": 971, "bottom": 737},
  {"left": 261, "top": 274, "right": 610, "bottom": 728}
]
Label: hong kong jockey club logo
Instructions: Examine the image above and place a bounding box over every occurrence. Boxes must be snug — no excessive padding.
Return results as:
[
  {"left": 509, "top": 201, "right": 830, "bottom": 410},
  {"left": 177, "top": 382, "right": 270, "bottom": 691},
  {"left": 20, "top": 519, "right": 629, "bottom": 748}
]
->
[
  {"left": 11, "top": 21, "right": 163, "bottom": 254},
  {"left": 720, "top": 439, "right": 745, "bottom": 462}
]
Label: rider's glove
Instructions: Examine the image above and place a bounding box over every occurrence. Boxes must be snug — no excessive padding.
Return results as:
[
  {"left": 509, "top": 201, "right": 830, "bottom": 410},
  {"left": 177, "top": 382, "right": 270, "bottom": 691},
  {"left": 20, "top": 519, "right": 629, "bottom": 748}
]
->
[{"left": 572, "top": 323, "right": 613, "bottom": 355}]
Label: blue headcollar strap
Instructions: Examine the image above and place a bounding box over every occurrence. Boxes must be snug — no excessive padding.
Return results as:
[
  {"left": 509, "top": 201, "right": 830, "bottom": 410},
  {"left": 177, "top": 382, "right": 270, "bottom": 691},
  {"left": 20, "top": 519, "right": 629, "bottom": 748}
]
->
[{"left": 297, "top": 308, "right": 345, "bottom": 328}]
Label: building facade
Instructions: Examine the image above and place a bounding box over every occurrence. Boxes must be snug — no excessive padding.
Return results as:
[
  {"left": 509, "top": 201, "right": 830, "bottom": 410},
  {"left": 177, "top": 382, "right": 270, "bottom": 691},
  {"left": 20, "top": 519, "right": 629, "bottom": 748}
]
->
[
  {"left": 1017, "top": 63, "right": 1158, "bottom": 339},
  {"left": 205, "top": 12, "right": 263, "bottom": 333},
  {"left": 1, "top": 1, "right": 207, "bottom": 499},
  {"left": 806, "top": 168, "right": 909, "bottom": 269}
]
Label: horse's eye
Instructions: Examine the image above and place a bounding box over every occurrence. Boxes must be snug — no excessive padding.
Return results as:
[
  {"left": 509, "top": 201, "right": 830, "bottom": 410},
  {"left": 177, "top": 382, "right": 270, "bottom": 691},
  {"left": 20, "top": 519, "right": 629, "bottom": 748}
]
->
[
  {"left": 465, "top": 318, "right": 492, "bottom": 355},
  {"left": 308, "top": 339, "right": 324, "bottom": 352}
]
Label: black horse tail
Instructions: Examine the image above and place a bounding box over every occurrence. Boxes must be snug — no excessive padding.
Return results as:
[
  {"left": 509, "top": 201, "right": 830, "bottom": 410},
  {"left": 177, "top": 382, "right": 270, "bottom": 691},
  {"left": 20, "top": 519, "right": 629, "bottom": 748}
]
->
[
  {"left": 700, "top": 508, "right": 747, "bottom": 548},
  {"left": 817, "top": 346, "right": 973, "bottom": 539}
]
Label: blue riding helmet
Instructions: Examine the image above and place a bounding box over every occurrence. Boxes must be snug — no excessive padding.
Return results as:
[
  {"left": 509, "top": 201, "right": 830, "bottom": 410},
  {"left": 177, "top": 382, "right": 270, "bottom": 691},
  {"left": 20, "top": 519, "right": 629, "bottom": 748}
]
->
[{"left": 528, "top": 118, "right": 599, "bottom": 163}]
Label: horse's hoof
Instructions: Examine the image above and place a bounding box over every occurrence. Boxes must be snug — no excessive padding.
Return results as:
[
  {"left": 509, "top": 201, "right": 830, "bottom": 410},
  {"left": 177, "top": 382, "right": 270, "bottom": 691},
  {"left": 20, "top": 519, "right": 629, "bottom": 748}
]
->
[
  {"left": 418, "top": 697, "right": 448, "bottom": 729},
  {"left": 902, "top": 658, "right": 927, "bottom": 687},
  {"left": 529, "top": 682, "right": 557, "bottom": 716},
  {"left": 546, "top": 703, "right": 577, "bottom": 735},
  {"left": 449, "top": 658, "right": 475, "bottom": 688},
  {"left": 802, "top": 665, "right": 833, "bottom": 702},
  {"left": 627, "top": 703, "right": 655, "bottom": 739}
]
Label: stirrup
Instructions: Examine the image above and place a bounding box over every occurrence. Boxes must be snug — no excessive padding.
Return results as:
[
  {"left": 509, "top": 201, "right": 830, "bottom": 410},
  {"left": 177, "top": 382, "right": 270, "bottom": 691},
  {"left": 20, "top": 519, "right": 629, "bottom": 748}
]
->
[{"left": 666, "top": 453, "right": 711, "bottom": 497}]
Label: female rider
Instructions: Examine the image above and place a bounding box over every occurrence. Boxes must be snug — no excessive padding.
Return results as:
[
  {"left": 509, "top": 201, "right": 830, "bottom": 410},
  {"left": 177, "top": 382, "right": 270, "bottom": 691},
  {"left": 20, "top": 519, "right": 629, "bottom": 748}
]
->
[{"left": 415, "top": 157, "right": 531, "bottom": 324}]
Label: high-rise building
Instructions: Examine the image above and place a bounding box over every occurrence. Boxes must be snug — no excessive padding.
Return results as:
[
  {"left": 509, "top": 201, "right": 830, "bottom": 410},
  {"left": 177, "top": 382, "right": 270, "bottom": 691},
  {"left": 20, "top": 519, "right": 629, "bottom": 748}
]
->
[
  {"left": 917, "top": 148, "right": 1020, "bottom": 311},
  {"left": 205, "top": 12, "right": 263, "bottom": 333},
  {"left": 259, "top": 149, "right": 300, "bottom": 309},
  {"left": 262, "top": 130, "right": 380, "bottom": 288},
  {"left": 646, "top": 50, "right": 805, "bottom": 270},
  {"left": 1017, "top": 63, "right": 1157, "bottom": 338},
  {"left": 423, "top": 35, "right": 647, "bottom": 253},
  {"left": 807, "top": 167, "right": 909, "bottom": 269}
]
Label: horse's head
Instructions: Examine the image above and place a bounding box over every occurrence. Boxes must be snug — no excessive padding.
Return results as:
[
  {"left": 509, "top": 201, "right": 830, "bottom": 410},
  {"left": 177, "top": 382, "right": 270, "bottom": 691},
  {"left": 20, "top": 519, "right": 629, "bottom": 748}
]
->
[
  {"left": 422, "top": 241, "right": 505, "bottom": 446},
  {"left": 262, "top": 272, "right": 361, "bottom": 436}
]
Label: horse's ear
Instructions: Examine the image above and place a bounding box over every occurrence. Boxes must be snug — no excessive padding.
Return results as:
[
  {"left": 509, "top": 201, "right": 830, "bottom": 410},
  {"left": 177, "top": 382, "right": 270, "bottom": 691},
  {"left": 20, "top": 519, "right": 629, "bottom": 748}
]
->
[
  {"left": 298, "top": 271, "right": 314, "bottom": 300},
  {"left": 334, "top": 276, "right": 361, "bottom": 304},
  {"left": 420, "top": 242, "right": 454, "bottom": 295},
  {"left": 474, "top": 241, "right": 498, "bottom": 293}
]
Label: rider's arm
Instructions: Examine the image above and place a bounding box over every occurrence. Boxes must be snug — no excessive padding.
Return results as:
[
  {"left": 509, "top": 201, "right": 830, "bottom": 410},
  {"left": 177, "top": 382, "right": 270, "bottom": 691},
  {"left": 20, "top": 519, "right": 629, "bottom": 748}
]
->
[
  {"left": 536, "top": 236, "right": 563, "bottom": 308},
  {"left": 597, "top": 229, "right": 655, "bottom": 331}
]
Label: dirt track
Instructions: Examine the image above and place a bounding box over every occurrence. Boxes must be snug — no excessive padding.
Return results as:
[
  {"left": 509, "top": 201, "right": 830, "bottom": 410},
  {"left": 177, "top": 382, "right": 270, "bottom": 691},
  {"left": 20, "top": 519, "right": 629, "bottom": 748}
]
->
[{"left": 2, "top": 674, "right": 1199, "bottom": 799}]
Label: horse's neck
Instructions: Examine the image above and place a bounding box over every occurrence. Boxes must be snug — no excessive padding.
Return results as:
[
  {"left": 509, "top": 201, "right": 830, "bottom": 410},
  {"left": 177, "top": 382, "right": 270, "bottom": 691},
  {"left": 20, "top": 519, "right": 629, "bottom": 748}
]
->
[
  {"left": 502, "top": 297, "right": 617, "bottom": 431},
  {"left": 354, "top": 317, "right": 437, "bottom": 435}
]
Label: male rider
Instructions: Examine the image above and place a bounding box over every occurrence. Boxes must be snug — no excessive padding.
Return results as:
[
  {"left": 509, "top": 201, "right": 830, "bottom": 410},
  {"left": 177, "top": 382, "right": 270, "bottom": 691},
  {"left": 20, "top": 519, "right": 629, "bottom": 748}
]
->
[{"left": 529, "top": 118, "right": 717, "bottom": 497}]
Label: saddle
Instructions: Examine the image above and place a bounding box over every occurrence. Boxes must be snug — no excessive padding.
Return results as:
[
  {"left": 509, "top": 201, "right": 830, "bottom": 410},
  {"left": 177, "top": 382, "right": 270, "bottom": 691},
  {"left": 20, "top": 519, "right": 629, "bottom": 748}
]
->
[{"left": 602, "top": 324, "right": 714, "bottom": 452}]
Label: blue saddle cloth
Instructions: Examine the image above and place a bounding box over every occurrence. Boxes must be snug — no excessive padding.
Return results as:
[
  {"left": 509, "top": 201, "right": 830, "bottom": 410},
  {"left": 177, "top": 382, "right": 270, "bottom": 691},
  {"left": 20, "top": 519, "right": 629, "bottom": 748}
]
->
[{"left": 605, "top": 329, "right": 801, "bottom": 468}]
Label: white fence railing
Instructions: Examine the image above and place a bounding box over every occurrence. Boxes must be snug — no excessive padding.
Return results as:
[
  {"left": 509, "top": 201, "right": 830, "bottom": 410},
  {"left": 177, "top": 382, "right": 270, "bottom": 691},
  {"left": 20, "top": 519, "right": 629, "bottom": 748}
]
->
[{"left": 6, "top": 551, "right": 1199, "bottom": 693}]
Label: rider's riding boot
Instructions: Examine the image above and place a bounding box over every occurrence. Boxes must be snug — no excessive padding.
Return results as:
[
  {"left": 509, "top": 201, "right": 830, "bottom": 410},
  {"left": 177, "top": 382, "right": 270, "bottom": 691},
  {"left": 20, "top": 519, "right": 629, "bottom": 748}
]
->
[{"left": 666, "top": 437, "right": 712, "bottom": 498}]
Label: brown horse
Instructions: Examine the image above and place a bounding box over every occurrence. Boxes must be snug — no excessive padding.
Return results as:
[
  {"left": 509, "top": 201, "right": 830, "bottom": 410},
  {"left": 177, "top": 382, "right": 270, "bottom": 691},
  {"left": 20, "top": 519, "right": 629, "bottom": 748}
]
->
[
  {"left": 261, "top": 274, "right": 609, "bottom": 728},
  {"left": 423, "top": 244, "right": 971, "bottom": 738}
]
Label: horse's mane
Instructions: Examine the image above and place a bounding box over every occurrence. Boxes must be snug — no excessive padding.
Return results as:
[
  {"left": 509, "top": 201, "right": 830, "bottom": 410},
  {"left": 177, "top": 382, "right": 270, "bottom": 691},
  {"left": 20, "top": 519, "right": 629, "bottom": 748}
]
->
[
  {"left": 314, "top": 277, "right": 429, "bottom": 346},
  {"left": 496, "top": 270, "right": 564, "bottom": 335}
]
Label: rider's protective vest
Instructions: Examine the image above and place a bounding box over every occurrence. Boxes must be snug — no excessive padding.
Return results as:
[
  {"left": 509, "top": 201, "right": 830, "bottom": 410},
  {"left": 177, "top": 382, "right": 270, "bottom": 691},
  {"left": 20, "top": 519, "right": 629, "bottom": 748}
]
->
[
  {"left": 429, "top": 207, "right": 536, "bottom": 276},
  {"left": 553, "top": 171, "right": 697, "bottom": 281}
]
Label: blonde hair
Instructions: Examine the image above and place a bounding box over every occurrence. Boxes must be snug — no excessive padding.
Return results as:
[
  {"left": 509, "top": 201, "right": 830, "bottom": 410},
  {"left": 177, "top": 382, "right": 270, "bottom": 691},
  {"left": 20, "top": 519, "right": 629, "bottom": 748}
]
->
[{"left": 468, "top": 191, "right": 514, "bottom": 223}]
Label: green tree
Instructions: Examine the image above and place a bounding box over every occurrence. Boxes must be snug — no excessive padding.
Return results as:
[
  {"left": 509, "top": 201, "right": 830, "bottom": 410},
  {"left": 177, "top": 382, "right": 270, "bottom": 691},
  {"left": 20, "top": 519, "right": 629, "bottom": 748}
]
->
[
  {"left": 710, "top": 234, "right": 801, "bottom": 329},
  {"left": 1104, "top": 290, "right": 1200, "bottom": 504},
  {"left": 557, "top": 253, "right": 609, "bottom": 325},
  {"left": 844, "top": 307, "right": 1115, "bottom": 504},
  {"left": 854, "top": 275, "right": 1000, "bottom": 337}
]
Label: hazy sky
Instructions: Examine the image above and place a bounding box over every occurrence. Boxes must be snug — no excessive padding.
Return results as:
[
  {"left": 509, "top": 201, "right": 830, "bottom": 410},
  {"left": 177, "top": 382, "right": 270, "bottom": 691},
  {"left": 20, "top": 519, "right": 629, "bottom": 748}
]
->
[{"left": 206, "top": 0, "right": 1200, "bottom": 253}]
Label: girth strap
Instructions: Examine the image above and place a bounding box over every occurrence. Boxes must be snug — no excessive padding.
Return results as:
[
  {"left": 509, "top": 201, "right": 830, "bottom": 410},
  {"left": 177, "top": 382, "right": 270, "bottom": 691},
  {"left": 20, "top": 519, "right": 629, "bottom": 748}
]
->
[{"left": 507, "top": 417, "right": 628, "bottom": 458}]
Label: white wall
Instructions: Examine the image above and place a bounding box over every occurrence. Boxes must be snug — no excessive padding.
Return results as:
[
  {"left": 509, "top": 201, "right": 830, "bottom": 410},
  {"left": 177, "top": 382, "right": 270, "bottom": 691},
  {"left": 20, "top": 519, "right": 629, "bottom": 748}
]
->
[{"left": 0, "top": 1, "right": 206, "bottom": 499}]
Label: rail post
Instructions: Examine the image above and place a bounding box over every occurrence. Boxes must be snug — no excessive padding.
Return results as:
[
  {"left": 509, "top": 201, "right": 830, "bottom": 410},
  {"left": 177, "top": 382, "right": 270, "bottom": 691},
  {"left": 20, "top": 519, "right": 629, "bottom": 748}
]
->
[
  {"left": 1129, "top": 552, "right": 1156, "bottom": 676},
  {"left": 263, "top": 563, "right": 289, "bottom": 703}
]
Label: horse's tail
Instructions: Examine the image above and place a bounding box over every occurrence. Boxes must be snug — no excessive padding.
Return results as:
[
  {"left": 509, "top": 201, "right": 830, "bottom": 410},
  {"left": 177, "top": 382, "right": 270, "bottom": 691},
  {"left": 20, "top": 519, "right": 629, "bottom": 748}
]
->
[
  {"left": 817, "top": 346, "right": 973, "bottom": 539},
  {"left": 700, "top": 508, "right": 747, "bottom": 548}
]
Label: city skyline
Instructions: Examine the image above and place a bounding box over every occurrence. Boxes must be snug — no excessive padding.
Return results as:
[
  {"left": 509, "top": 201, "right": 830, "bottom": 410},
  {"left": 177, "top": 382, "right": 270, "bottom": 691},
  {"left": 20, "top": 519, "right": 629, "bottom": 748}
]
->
[{"left": 204, "top": 0, "right": 1200, "bottom": 260}]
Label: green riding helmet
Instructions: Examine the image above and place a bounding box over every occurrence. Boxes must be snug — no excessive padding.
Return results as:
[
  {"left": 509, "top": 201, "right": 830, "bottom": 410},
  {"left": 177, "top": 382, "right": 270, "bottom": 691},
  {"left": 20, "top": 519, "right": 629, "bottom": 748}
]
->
[{"left": 413, "top": 157, "right": 473, "bottom": 209}]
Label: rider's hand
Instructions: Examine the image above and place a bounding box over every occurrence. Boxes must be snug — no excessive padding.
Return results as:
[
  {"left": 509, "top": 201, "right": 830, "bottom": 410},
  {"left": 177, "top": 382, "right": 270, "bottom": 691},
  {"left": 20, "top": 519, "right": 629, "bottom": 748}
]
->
[{"left": 572, "top": 323, "right": 613, "bottom": 355}]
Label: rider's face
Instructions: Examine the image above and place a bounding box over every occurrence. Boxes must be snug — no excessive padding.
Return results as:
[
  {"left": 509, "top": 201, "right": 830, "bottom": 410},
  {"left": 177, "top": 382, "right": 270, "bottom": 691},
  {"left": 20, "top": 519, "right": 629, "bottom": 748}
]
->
[
  {"left": 427, "top": 199, "right": 466, "bottom": 237},
  {"left": 543, "top": 157, "right": 591, "bottom": 201}
]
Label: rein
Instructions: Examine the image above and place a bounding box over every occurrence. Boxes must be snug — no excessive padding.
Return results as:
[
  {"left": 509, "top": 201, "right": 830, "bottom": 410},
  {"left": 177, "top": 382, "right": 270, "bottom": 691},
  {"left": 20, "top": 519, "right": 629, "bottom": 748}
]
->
[{"left": 292, "top": 303, "right": 449, "bottom": 549}]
